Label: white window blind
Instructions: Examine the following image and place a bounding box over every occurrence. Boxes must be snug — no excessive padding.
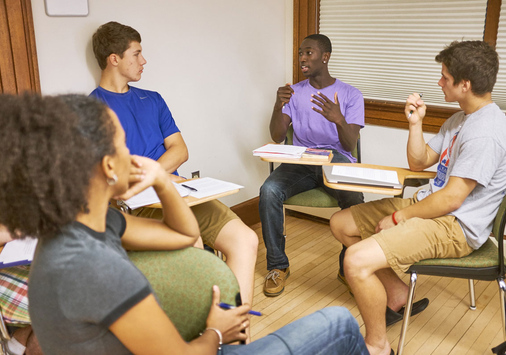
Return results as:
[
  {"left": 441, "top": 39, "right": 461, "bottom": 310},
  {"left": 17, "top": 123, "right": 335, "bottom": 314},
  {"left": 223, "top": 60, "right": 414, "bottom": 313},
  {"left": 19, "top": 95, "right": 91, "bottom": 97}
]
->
[
  {"left": 319, "top": 0, "right": 488, "bottom": 109},
  {"left": 493, "top": 2, "right": 506, "bottom": 110}
]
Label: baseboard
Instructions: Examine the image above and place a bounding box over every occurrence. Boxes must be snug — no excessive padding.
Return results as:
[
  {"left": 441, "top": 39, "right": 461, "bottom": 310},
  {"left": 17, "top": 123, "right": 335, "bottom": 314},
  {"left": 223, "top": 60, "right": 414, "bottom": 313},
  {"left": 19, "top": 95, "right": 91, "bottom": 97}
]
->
[{"left": 231, "top": 197, "right": 260, "bottom": 227}]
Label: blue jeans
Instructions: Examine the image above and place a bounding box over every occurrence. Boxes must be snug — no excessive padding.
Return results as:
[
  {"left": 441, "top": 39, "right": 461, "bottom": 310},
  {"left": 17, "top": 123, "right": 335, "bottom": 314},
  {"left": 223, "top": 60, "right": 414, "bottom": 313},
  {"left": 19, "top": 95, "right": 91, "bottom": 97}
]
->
[
  {"left": 219, "top": 307, "right": 368, "bottom": 355},
  {"left": 259, "top": 151, "right": 364, "bottom": 270}
]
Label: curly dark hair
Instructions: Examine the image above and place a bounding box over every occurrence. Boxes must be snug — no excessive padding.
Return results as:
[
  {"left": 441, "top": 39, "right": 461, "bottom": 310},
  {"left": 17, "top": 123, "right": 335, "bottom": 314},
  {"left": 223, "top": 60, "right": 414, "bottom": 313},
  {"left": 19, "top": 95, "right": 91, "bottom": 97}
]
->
[
  {"left": 92, "top": 21, "right": 142, "bottom": 70},
  {"left": 0, "top": 94, "right": 116, "bottom": 239},
  {"left": 435, "top": 40, "right": 499, "bottom": 95}
]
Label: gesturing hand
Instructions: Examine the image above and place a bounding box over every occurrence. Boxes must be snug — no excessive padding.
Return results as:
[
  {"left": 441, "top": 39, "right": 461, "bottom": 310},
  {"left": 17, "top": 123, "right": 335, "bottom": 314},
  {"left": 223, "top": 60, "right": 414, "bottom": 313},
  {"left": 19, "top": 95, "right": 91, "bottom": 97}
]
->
[
  {"left": 275, "top": 83, "right": 294, "bottom": 109},
  {"left": 405, "top": 93, "right": 426, "bottom": 125},
  {"left": 311, "top": 91, "right": 345, "bottom": 125}
]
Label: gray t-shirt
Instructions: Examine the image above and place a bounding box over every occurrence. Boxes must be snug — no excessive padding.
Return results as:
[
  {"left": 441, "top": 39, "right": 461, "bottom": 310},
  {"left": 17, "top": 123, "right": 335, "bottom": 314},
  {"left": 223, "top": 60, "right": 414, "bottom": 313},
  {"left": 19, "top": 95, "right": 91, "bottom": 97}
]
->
[
  {"left": 417, "top": 103, "right": 506, "bottom": 249},
  {"left": 28, "top": 208, "right": 152, "bottom": 354}
]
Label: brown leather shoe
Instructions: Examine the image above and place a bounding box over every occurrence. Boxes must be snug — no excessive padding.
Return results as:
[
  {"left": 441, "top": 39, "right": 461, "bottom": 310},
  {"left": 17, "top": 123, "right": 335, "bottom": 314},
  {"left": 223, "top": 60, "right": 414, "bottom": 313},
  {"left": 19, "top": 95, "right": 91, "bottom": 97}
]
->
[{"left": 263, "top": 268, "right": 290, "bottom": 297}]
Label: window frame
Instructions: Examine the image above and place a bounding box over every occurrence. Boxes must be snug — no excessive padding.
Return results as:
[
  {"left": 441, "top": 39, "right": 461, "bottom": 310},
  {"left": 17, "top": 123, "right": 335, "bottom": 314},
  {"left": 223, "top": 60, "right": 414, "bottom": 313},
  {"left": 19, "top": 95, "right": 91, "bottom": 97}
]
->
[{"left": 294, "top": 0, "right": 501, "bottom": 133}]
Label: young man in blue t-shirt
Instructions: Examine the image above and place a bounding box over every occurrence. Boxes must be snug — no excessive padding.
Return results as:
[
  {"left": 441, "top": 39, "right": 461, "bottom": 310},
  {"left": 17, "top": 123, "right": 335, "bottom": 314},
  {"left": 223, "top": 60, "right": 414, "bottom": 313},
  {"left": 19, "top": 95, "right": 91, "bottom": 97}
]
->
[{"left": 89, "top": 22, "right": 258, "bottom": 324}]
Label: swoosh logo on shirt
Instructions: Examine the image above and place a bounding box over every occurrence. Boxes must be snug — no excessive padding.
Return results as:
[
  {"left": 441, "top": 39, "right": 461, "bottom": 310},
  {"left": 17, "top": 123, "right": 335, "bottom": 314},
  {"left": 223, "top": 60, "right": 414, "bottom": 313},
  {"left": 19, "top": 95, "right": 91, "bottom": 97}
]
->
[{"left": 139, "top": 96, "right": 147, "bottom": 99}]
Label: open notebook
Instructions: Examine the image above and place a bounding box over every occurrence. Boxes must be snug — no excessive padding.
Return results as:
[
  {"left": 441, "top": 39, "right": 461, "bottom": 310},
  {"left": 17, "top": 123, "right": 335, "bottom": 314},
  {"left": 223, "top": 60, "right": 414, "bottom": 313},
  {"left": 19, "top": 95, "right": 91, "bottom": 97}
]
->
[{"left": 121, "top": 178, "right": 244, "bottom": 210}]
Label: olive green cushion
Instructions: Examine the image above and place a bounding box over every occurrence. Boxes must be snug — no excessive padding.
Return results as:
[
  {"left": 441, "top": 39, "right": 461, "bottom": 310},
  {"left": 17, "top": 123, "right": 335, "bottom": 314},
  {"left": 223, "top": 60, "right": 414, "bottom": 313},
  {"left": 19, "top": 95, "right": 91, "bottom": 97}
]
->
[
  {"left": 128, "top": 248, "right": 240, "bottom": 341},
  {"left": 284, "top": 187, "right": 340, "bottom": 208},
  {"left": 413, "top": 237, "right": 498, "bottom": 268}
]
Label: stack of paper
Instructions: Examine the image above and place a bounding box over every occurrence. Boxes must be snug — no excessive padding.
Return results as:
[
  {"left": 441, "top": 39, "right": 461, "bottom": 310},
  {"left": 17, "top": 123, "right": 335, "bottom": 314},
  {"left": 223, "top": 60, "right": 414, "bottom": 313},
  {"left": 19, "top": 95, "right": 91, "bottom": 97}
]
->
[
  {"left": 324, "top": 165, "right": 402, "bottom": 189},
  {"left": 0, "top": 238, "right": 38, "bottom": 268},
  {"left": 253, "top": 144, "right": 306, "bottom": 159},
  {"left": 121, "top": 178, "right": 243, "bottom": 209}
]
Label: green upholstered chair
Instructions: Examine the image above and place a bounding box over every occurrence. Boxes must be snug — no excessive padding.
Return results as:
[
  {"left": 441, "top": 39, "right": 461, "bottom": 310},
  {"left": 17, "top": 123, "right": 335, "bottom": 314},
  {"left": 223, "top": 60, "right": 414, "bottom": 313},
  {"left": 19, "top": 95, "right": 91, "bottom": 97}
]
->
[
  {"left": 397, "top": 194, "right": 506, "bottom": 355},
  {"left": 268, "top": 125, "right": 360, "bottom": 233},
  {"left": 129, "top": 247, "right": 240, "bottom": 342}
]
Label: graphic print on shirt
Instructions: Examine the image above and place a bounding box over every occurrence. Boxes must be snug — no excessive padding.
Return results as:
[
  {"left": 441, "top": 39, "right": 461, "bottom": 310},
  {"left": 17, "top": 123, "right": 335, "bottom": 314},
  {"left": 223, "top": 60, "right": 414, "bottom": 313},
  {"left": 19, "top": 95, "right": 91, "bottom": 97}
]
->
[{"left": 434, "top": 131, "right": 459, "bottom": 188}]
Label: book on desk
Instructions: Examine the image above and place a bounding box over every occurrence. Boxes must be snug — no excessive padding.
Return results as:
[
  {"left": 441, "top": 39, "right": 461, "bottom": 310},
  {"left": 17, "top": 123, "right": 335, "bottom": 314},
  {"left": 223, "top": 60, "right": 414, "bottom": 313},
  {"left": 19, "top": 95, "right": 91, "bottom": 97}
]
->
[{"left": 323, "top": 165, "right": 403, "bottom": 189}]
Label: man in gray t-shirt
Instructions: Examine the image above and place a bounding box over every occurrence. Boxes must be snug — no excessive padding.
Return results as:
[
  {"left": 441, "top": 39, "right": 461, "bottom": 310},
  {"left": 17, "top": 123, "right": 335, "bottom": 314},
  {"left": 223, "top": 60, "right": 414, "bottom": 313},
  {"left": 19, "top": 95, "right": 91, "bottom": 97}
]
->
[{"left": 330, "top": 40, "right": 506, "bottom": 355}]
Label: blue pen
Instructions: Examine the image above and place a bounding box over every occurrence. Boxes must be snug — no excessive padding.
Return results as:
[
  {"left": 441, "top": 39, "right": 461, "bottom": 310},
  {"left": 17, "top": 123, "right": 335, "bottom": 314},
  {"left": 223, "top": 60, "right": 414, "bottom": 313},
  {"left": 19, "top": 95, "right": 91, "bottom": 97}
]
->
[
  {"left": 218, "top": 302, "right": 262, "bottom": 316},
  {"left": 181, "top": 184, "right": 198, "bottom": 192}
]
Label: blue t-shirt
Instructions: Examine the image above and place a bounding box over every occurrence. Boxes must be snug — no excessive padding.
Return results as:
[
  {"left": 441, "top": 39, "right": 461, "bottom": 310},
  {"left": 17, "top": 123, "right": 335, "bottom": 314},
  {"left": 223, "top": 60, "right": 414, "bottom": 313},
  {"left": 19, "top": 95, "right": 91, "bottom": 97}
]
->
[{"left": 90, "top": 86, "right": 180, "bottom": 169}]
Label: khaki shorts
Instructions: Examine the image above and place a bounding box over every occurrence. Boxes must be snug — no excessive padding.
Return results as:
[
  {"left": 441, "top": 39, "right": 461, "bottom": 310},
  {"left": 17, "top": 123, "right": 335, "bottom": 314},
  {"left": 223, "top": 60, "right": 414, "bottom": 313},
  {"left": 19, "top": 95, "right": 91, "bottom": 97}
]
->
[
  {"left": 350, "top": 196, "right": 474, "bottom": 273},
  {"left": 132, "top": 199, "right": 238, "bottom": 248}
]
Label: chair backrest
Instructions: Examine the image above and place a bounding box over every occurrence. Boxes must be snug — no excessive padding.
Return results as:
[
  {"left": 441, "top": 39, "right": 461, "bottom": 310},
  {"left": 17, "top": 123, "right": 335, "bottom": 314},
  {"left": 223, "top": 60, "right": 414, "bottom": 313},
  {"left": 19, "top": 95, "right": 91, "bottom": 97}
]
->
[
  {"left": 128, "top": 248, "right": 240, "bottom": 341},
  {"left": 492, "top": 194, "right": 506, "bottom": 275},
  {"left": 284, "top": 124, "right": 361, "bottom": 163}
]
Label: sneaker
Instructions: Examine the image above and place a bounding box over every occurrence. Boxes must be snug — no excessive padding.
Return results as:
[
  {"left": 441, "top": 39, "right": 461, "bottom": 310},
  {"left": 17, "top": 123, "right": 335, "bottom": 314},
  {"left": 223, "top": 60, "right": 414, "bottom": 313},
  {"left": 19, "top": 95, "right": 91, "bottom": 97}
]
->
[{"left": 263, "top": 268, "right": 290, "bottom": 297}]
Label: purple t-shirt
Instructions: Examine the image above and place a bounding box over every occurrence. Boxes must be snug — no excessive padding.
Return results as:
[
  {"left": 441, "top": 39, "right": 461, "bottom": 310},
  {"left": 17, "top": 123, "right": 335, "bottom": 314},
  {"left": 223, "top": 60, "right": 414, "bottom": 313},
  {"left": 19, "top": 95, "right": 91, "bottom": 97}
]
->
[{"left": 282, "top": 79, "right": 364, "bottom": 162}]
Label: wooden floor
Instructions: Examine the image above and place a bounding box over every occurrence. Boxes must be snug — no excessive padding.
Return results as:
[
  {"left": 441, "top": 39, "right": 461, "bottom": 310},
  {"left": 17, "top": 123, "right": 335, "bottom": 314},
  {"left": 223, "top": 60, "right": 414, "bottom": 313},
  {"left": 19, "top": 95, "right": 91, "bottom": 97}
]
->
[{"left": 249, "top": 214, "right": 505, "bottom": 355}]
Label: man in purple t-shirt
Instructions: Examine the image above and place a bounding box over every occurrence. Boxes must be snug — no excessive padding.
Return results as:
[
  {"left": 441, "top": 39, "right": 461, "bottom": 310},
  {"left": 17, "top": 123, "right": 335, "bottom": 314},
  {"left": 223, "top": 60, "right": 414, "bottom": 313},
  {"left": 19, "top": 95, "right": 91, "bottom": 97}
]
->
[{"left": 260, "top": 34, "right": 365, "bottom": 297}]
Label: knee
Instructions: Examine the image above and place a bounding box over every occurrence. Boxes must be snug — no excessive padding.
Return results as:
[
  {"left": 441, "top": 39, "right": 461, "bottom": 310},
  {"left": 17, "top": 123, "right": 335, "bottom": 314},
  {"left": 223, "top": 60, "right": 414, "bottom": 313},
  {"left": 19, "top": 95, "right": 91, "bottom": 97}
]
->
[
  {"left": 259, "top": 180, "right": 284, "bottom": 203},
  {"left": 330, "top": 210, "right": 349, "bottom": 242},
  {"left": 343, "top": 244, "right": 371, "bottom": 281}
]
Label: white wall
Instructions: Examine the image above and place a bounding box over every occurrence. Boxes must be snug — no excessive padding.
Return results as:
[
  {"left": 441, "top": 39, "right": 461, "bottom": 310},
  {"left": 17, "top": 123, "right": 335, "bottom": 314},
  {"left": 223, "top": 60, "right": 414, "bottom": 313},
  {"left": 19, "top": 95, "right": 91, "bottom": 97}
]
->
[
  {"left": 31, "top": 0, "right": 291, "bottom": 206},
  {"left": 31, "top": 0, "right": 432, "bottom": 207}
]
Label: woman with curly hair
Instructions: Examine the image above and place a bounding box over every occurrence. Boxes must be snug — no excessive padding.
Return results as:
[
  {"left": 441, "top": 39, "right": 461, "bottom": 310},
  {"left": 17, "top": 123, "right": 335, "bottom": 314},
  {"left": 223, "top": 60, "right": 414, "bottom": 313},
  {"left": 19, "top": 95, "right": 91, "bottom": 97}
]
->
[{"left": 0, "top": 94, "right": 367, "bottom": 355}]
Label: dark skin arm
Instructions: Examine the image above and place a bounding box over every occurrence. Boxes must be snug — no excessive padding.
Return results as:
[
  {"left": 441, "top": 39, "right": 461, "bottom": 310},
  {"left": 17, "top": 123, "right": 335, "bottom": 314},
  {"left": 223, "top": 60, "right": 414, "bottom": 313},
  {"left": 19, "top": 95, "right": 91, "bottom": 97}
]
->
[
  {"left": 310, "top": 91, "right": 360, "bottom": 152},
  {"left": 269, "top": 84, "right": 293, "bottom": 143}
]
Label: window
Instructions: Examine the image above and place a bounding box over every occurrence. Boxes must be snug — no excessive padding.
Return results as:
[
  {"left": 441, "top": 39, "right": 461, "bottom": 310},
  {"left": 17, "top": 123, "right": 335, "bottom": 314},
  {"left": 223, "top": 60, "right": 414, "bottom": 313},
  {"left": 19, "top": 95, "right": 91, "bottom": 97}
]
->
[{"left": 294, "top": 0, "right": 501, "bottom": 132}]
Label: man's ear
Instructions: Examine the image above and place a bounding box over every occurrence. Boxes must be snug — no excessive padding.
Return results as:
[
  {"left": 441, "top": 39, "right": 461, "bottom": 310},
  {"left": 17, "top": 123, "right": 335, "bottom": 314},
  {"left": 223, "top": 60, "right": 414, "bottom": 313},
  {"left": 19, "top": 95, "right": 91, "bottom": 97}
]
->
[
  {"left": 108, "top": 53, "right": 120, "bottom": 67},
  {"left": 323, "top": 52, "right": 331, "bottom": 64},
  {"left": 461, "top": 79, "right": 472, "bottom": 93}
]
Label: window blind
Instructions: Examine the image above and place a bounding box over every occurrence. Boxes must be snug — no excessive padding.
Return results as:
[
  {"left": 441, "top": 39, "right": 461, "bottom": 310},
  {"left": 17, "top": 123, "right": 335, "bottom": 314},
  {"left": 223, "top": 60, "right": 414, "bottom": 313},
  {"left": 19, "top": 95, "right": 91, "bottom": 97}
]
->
[
  {"left": 319, "top": 0, "right": 488, "bottom": 109},
  {"left": 493, "top": 2, "right": 506, "bottom": 110}
]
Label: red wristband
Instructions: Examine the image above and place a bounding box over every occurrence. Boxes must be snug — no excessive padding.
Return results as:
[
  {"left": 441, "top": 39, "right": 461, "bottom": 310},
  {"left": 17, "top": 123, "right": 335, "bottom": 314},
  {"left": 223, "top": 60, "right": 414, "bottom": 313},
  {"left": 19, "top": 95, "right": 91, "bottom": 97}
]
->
[{"left": 392, "top": 211, "right": 399, "bottom": 225}]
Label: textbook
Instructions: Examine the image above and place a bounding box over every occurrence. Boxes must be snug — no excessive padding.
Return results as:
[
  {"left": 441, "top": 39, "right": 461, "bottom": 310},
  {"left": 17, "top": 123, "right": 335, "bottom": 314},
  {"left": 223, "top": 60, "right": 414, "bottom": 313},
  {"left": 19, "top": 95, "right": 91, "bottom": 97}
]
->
[
  {"left": 323, "top": 165, "right": 402, "bottom": 189},
  {"left": 301, "top": 148, "right": 332, "bottom": 161},
  {"left": 0, "top": 238, "right": 38, "bottom": 269}
]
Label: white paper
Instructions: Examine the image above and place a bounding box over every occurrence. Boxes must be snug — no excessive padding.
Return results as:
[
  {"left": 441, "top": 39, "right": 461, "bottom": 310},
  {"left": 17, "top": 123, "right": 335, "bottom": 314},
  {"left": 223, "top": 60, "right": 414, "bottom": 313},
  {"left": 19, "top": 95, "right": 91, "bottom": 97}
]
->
[
  {"left": 330, "top": 166, "right": 401, "bottom": 186},
  {"left": 178, "top": 177, "right": 243, "bottom": 199},
  {"left": 122, "top": 183, "right": 189, "bottom": 210},
  {"left": 253, "top": 144, "right": 306, "bottom": 158},
  {"left": 0, "top": 238, "right": 37, "bottom": 264}
]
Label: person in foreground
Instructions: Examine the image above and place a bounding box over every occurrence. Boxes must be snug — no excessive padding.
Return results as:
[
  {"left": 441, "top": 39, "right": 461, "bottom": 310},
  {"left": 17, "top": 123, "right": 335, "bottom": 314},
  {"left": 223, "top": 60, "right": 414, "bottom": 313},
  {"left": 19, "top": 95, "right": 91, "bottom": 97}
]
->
[
  {"left": 259, "top": 33, "right": 364, "bottom": 297},
  {"left": 89, "top": 21, "right": 258, "bottom": 313},
  {"left": 0, "top": 93, "right": 369, "bottom": 355},
  {"left": 330, "top": 40, "right": 506, "bottom": 355}
]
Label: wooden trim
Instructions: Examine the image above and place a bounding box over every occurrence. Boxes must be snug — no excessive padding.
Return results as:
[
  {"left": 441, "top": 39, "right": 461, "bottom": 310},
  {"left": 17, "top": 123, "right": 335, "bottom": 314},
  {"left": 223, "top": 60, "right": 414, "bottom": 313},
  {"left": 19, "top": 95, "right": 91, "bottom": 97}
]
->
[
  {"left": 0, "top": 0, "right": 40, "bottom": 94},
  {"left": 230, "top": 197, "right": 260, "bottom": 227},
  {"left": 292, "top": 0, "right": 319, "bottom": 84},
  {"left": 484, "top": 0, "right": 502, "bottom": 48},
  {"left": 365, "top": 100, "right": 458, "bottom": 133}
]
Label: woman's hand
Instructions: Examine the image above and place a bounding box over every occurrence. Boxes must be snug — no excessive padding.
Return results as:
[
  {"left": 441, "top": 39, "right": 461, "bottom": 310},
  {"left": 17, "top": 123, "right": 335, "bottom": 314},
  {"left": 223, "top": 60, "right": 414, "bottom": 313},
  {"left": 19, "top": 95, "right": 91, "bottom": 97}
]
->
[
  {"left": 114, "top": 155, "right": 168, "bottom": 200},
  {"left": 205, "top": 286, "right": 250, "bottom": 344}
]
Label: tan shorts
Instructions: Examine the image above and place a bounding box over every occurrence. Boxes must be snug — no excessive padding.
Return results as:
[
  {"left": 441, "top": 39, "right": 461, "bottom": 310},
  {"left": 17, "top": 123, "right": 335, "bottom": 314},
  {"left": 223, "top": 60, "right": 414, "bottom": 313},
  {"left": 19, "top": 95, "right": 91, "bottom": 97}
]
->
[
  {"left": 132, "top": 199, "right": 238, "bottom": 248},
  {"left": 350, "top": 196, "right": 474, "bottom": 273}
]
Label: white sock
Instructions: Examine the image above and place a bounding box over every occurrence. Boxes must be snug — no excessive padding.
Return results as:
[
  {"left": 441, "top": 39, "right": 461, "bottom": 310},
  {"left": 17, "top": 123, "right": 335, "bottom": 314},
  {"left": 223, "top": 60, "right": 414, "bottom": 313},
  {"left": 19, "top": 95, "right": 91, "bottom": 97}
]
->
[{"left": 7, "top": 337, "right": 26, "bottom": 355}]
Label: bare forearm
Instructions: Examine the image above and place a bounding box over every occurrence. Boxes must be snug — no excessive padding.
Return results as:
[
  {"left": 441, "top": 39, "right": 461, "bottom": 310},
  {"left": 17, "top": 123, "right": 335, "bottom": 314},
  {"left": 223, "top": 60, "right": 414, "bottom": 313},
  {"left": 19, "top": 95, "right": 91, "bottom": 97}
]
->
[
  {"left": 154, "top": 178, "right": 200, "bottom": 238},
  {"left": 335, "top": 121, "right": 359, "bottom": 152},
  {"left": 407, "top": 122, "right": 431, "bottom": 171},
  {"left": 269, "top": 108, "right": 289, "bottom": 143},
  {"left": 157, "top": 147, "right": 188, "bottom": 174}
]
